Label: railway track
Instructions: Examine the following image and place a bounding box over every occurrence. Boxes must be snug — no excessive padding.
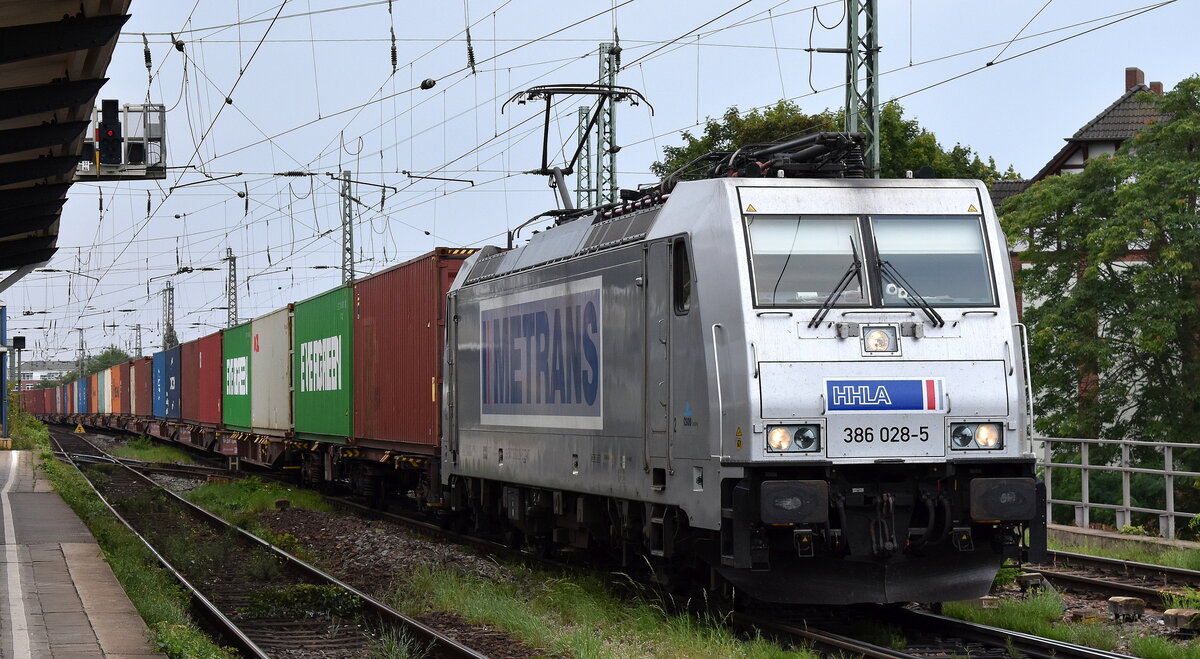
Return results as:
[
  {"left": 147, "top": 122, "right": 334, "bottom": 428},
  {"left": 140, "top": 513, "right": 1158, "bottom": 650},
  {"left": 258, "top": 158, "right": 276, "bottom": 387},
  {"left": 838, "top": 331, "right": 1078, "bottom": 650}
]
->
[
  {"left": 1029, "top": 549, "right": 1200, "bottom": 610},
  {"left": 48, "top": 427, "right": 489, "bottom": 659},
  {"left": 60, "top": 426, "right": 1176, "bottom": 657},
  {"left": 738, "top": 606, "right": 1133, "bottom": 659}
]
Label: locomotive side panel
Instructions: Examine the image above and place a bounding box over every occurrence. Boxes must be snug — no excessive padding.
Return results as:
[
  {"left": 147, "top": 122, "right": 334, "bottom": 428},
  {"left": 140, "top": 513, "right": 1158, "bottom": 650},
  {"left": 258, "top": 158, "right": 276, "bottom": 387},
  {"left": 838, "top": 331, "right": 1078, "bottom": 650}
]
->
[{"left": 449, "top": 247, "right": 650, "bottom": 499}]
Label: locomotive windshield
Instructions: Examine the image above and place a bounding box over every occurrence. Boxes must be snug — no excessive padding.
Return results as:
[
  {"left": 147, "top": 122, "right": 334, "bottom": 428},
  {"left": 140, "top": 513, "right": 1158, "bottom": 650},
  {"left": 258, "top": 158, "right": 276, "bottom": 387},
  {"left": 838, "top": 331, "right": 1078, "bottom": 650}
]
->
[
  {"left": 746, "top": 215, "right": 865, "bottom": 306},
  {"left": 872, "top": 216, "right": 995, "bottom": 306},
  {"left": 745, "top": 213, "right": 995, "bottom": 308}
]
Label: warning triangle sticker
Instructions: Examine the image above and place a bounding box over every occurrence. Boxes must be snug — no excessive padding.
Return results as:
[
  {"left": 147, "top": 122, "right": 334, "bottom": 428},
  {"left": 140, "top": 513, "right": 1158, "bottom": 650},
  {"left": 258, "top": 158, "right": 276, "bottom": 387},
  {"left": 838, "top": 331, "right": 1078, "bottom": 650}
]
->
[
  {"left": 968, "top": 204, "right": 978, "bottom": 212},
  {"left": 735, "top": 426, "right": 743, "bottom": 437},
  {"left": 745, "top": 204, "right": 757, "bottom": 212},
  {"left": 74, "top": 424, "right": 85, "bottom": 433}
]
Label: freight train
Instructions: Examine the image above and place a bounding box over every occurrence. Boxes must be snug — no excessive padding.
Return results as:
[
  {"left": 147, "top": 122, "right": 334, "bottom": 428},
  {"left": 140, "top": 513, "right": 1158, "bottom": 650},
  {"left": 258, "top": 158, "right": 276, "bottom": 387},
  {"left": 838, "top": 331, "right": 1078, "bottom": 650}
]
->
[{"left": 26, "top": 132, "right": 1046, "bottom": 605}]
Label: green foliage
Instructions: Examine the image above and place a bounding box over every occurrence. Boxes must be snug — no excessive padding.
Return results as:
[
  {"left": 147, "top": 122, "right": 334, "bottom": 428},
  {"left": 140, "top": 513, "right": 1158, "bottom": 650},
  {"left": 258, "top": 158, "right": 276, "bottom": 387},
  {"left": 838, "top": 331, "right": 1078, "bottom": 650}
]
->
[
  {"left": 184, "top": 476, "right": 330, "bottom": 521},
  {"left": 7, "top": 386, "right": 49, "bottom": 450},
  {"left": 109, "top": 436, "right": 195, "bottom": 464},
  {"left": 1131, "top": 635, "right": 1200, "bottom": 659},
  {"left": 1161, "top": 587, "right": 1200, "bottom": 611},
  {"left": 945, "top": 592, "right": 1116, "bottom": 651},
  {"left": 992, "top": 566, "right": 1023, "bottom": 590},
  {"left": 1001, "top": 76, "right": 1200, "bottom": 462},
  {"left": 368, "top": 628, "right": 433, "bottom": 659},
  {"left": 393, "top": 563, "right": 813, "bottom": 658},
  {"left": 39, "top": 346, "right": 132, "bottom": 387},
  {"left": 150, "top": 623, "right": 238, "bottom": 659},
  {"left": 247, "top": 584, "right": 361, "bottom": 619},
  {"left": 1118, "top": 524, "right": 1153, "bottom": 537},
  {"left": 650, "top": 99, "right": 1018, "bottom": 181}
]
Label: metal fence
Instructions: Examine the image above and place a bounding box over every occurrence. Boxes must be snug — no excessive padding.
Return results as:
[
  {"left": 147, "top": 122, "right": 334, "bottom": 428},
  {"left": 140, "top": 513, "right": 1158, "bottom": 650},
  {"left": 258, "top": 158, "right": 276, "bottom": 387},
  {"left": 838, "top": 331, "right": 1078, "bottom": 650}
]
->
[{"left": 1037, "top": 436, "right": 1200, "bottom": 539}]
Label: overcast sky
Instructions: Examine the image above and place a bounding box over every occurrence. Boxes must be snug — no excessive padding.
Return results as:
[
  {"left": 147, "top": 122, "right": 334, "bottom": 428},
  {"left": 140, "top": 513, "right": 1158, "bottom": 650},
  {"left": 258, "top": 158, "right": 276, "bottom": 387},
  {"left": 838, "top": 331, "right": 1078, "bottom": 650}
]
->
[{"left": 9, "top": 0, "right": 1197, "bottom": 363}]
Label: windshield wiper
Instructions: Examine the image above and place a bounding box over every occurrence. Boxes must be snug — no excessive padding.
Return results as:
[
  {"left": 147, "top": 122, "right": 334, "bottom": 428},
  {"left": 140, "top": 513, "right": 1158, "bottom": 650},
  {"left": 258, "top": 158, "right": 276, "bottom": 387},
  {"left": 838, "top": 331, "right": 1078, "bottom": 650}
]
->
[
  {"left": 877, "top": 259, "right": 945, "bottom": 327},
  {"left": 808, "top": 239, "right": 862, "bottom": 328}
]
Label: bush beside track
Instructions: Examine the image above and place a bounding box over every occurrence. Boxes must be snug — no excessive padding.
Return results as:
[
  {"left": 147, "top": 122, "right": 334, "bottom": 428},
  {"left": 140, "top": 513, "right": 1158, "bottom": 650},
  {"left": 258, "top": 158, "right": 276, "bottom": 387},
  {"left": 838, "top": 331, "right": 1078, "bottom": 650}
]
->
[{"left": 15, "top": 418, "right": 236, "bottom": 658}]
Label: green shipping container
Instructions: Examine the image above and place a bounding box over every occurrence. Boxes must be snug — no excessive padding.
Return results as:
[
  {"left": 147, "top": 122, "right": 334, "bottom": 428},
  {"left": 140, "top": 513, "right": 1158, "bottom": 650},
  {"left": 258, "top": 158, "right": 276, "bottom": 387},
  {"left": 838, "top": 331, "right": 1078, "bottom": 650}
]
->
[
  {"left": 223, "top": 323, "right": 252, "bottom": 429},
  {"left": 293, "top": 285, "right": 353, "bottom": 441}
]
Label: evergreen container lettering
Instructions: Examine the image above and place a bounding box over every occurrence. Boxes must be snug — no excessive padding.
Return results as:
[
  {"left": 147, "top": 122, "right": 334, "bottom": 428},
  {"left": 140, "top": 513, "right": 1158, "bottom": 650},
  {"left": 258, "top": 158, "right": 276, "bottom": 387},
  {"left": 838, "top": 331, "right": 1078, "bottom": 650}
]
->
[
  {"left": 292, "top": 285, "right": 353, "bottom": 440},
  {"left": 223, "top": 323, "right": 252, "bottom": 429}
]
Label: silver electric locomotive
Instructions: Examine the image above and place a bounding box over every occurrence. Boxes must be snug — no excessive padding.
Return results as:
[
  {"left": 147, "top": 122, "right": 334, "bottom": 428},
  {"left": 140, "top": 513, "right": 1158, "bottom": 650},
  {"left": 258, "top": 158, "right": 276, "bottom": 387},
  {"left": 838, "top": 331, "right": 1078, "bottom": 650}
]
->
[{"left": 442, "top": 133, "right": 1045, "bottom": 604}]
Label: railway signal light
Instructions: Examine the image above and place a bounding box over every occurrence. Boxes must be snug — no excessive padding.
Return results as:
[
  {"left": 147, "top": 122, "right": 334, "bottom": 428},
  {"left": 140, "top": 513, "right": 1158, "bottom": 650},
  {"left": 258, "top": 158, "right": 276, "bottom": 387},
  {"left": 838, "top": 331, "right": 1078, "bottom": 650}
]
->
[{"left": 98, "top": 99, "right": 122, "bottom": 165}]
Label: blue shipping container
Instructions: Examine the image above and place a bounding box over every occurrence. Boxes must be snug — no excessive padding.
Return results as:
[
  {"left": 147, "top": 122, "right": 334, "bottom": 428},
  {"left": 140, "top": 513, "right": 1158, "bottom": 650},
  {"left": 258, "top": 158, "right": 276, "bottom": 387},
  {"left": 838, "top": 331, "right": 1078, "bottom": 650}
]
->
[
  {"left": 77, "top": 378, "right": 88, "bottom": 413},
  {"left": 164, "top": 346, "right": 181, "bottom": 419},
  {"left": 152, "top": 352, "right": 166, "bottom": 417}
]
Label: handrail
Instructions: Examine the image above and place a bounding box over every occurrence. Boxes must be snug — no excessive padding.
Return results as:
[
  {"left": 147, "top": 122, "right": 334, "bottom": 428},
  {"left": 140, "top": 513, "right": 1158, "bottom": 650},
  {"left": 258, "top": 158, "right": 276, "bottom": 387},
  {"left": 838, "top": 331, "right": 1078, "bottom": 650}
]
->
[
  {"left": 711, "top": 323, "right": 724, "bottom": 420},
  {"left": 1015, "top": 322, "right": 1034, "bottom": 437},
  {"left": 1036, "top": 435, "right": 1200, "bottom": 538}
]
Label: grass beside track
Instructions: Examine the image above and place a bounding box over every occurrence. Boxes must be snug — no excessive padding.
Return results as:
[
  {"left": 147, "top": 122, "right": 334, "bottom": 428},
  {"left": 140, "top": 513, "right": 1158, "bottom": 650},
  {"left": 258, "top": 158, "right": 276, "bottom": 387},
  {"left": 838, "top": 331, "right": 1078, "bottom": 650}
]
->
[
  {"left": 1049, "top": 537, "right": 1200, "bottom": 571},
  {"left": 24, "top": 424, "right": 237, "bottom": 658},
  {"left": 387, "top": 563, "right": 815, "bottom": 659},
  {"left": 109, "top": 436, "right": 196, "bottom": 464},
  {"left": 943, "top": 592, "right": 1200, "bottom": 658}
]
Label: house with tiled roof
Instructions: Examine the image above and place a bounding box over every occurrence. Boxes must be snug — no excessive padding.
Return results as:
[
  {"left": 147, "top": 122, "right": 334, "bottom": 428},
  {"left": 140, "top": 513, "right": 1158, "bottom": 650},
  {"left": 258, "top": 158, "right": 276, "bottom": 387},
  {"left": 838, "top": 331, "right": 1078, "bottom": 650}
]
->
[
  {"left": 994, "top": 67, "right": 1166, "bottom": 316},
  {"left": 988, "top": 67, "right": 1164, "bottom": 209}
]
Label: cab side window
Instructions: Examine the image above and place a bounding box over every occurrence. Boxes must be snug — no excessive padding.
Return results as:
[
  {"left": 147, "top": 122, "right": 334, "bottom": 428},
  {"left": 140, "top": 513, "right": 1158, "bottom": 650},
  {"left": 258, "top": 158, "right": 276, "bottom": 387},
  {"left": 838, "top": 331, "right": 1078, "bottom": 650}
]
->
[{"left": 673, "top": 238, "right": 692, "bottom": 314}]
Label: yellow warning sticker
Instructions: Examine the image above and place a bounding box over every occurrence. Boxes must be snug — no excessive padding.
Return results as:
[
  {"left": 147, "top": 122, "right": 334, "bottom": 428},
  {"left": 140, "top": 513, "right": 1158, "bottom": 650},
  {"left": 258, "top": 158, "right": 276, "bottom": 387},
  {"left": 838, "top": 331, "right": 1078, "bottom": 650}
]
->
[
  {"left": 736, "top": 438, "right": 743, "bottom": 448},
  {"left": 968, "top": 204, "right": 978, "bottom": 212},
  {"left": 735, "top": 427, "right": 743, "bottom": 437},
  {"left": 73, "top": 424, "right": 85, "bottom": 433},
  {"left": 745, "top": 204, "right": 757, "bottom": 213}
]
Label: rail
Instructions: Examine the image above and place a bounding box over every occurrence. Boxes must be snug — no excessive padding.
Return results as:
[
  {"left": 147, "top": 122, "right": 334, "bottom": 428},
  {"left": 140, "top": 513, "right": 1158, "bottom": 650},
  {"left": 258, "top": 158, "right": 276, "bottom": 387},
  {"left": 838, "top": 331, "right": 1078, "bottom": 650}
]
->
[{"left": 1036, "top": 436, "right": 1200, "bottom": 539}]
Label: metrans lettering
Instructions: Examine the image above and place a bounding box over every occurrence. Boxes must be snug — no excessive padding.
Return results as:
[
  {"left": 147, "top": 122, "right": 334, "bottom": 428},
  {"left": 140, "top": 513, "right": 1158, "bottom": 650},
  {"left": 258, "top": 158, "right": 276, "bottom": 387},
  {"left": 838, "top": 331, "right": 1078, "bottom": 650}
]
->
[
  {"left": 299, "top": 336, "right": 342, "bottom": 392},
  {"left": 479, "top": 278, "right": 602, "bottom": 429},
  {"left": 225, "top": 356, "right": 248, "bottom": 395}
]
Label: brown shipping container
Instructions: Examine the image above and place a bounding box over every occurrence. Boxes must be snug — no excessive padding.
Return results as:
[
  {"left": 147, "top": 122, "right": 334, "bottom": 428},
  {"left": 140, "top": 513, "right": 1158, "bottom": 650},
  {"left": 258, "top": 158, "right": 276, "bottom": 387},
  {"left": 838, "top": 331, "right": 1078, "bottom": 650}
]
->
[
  {"left": 119, "top": 362, "right": 131, "bottom": 415},
  {"left": 181, "top": 332, "right": 222, "bottom": 426},
  {"left": 131, "top": 357, "right": 152, "bottom": 416},
  {"left": 353, "top": 248, "right": 473, "bottom": 451}
]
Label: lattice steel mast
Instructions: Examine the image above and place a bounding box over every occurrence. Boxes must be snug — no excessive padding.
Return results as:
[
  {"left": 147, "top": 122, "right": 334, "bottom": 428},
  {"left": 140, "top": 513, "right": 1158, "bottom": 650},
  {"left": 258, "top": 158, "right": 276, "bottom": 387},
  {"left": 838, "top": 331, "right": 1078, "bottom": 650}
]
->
[
  {"left": 845, "top": 0, "right": 880, "bottom": 177},
  {"left": 225, "top": 247, "right": 238, "bottom": 327}
]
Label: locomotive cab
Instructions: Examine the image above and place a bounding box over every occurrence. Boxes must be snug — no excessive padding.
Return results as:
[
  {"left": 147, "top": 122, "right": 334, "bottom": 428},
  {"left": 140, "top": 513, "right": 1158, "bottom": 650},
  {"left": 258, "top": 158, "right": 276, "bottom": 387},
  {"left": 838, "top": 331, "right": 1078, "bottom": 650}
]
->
[{"left": 662, "top": 176, "right": 1046, "bottom": 603}]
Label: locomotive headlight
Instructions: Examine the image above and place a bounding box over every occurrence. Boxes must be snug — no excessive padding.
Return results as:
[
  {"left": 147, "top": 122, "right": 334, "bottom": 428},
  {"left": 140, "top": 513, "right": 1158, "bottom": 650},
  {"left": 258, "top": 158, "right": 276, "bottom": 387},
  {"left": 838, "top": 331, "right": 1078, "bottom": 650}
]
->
[
  {"left": 865, "top": 329, "right": 892, "bottom": 352},
  {"left": 950, "top": 423, "right": 1004, "bottom": 450},
  {"left": 766, "top": 425, "right": 821, "bottom": 453},
  {"left": 862, "top": 326, "right": 898, "bottom": 354},
  {"left": 767, "top": 427, "right": 792, "bottom": 451},
  {"left": 795, "top": 425, "right": 819, "bottom": 451},
  {"left": 950, "top": 424, "right": 975, "bottom": 448},
  {"left": 975, "top": 423, "right": 1001, "bottom": 448}
]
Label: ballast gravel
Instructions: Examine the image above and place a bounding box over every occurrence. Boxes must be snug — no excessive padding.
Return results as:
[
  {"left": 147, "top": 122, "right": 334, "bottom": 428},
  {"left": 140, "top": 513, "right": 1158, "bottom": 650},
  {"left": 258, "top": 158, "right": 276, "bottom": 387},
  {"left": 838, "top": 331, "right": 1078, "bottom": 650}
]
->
[{"left": 260, "top": 507, "right": 548, "bottom": 659}]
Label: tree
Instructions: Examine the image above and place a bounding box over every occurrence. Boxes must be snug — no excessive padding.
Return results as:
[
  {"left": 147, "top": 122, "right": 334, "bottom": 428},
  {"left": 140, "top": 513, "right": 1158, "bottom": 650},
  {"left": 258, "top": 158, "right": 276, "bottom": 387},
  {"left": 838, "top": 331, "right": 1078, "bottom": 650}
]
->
[
  {"left": 1001, "top": 76, "right": 1200, "bottom": 526},
  {"left": 1001, "top": 76, "right": 1200, "bottom": 445},
  {"left": 650, "top": 100, "right": 1020, "bottom": 181},
  {"left": 38, "top": 346, "right": 132, "bottom": 387}
]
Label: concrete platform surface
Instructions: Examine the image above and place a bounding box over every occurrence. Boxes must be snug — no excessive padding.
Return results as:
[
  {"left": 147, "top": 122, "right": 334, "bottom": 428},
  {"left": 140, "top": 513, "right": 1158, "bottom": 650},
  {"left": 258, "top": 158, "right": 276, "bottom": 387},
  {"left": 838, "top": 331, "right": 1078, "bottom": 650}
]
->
[{"left": 0, "top": 450, "right": 166, "bottom": 658}]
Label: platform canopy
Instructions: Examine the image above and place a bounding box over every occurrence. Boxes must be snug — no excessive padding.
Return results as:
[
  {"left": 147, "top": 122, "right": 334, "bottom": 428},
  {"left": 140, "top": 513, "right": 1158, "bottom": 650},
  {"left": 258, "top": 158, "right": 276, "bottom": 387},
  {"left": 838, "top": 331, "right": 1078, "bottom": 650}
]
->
[{"left": 0, "top": 0, "right": 131, "bottom": 290}]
